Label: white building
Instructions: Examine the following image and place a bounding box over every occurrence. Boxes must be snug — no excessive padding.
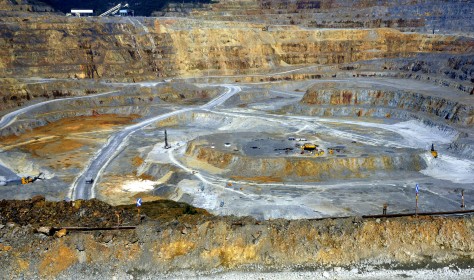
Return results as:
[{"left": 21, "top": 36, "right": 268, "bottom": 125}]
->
[{"left": 70, "top": 9, "right": 94, "bottom": 17}]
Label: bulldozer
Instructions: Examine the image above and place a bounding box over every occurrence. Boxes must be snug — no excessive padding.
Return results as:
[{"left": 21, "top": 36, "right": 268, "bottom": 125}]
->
[{"left": 430, "top": 143, "right": 438, "bottom": 158}]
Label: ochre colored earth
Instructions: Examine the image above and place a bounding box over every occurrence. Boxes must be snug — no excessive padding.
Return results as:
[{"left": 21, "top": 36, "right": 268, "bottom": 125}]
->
[{"left": 0, "top": 114, "right": 140, "bottom": 170}]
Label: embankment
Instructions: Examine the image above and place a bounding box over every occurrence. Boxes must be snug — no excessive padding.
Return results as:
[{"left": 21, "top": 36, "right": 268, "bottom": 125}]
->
[{"left": 0, "top": 198, "right": 473, "bottom": 278}]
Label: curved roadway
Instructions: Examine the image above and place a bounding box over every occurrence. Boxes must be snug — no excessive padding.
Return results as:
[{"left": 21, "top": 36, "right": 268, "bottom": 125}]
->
[
  {"left": 69, "top": 84, "right": 241, "bottom": 200},
  {"left": 0, "top": 90, "right": 120, "bottom": 183},
  {"left": 0, "top": 90, "right": 120, "bottom": 130}
]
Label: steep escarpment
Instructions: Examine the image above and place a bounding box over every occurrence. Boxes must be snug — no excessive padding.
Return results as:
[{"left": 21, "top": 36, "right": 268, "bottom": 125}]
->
[
  {"left": 297, "top": 86, "right": 474, "bottom": 126},
  {"left": 1, "top": 15, "right": 472, "bottom": 81},
  {"left": 0, "top": 16, "right": 176, "bottom": 81},
  {"left": 1, "top": 198, "right": 473, "bottom": 278},
  {"left": 189, "top": 0, "right": 474, "bottom": 34}
]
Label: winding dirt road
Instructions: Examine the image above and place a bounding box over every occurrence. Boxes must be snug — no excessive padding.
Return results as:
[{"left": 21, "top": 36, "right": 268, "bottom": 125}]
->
[{"left": 69, "top": 84, "right": 241, "bottom": 200}]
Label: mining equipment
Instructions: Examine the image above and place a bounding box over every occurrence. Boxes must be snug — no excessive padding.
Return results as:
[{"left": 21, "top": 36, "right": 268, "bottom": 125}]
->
[
  {"left": 301, "top": 143, "right": 317, "bottom": 151},
  {"left": 99, "top": 3, "right": 129, "bottom": 17},
  {"left": 164, "top": 129, "right": 171, "bottom": 149},
  {"left": 21, "top": 173, "right": 44, "bottom": 185},
  {"left": 431, "top": 143, "right": 438, "bottom": 158}
]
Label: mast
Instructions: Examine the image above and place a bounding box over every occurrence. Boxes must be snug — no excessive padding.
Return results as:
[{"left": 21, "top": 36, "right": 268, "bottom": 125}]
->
[{"left": 164, "top": 129, "right": 170, "bottom": 149}]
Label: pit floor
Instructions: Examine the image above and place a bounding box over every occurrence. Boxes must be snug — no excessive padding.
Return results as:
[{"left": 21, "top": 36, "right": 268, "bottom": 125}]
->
[{"left": 1, "top": 78, "right": 473, "bottom": 220}]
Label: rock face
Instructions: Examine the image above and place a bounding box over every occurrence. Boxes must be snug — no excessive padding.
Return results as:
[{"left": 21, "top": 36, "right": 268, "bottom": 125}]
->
[
  {"left": 185, "top": 141, "right": 426, "bottom": 182},
  {"left": 0, "top": 15, "right": 472, "bottom": 81},
  {"left": 297, "top": 85, "right": 474, "bottom": 126},
  {"left": 0, "top": 199, "right": 473, "bottom": 278},
  {"left": 0, "top": 0, "right": 55, "bottom": 13},
  {"left": 189, "top": 0, "right": 474, "bottom": 34}
]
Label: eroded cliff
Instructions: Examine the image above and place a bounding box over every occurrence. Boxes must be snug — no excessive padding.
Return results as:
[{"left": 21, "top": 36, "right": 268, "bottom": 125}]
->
[{"left": 0, "top": 198, "right": 473, "bottom": 278}]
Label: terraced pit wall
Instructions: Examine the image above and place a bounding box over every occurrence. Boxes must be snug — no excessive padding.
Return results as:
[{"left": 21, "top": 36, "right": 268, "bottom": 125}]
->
[
  {"left": 189, "top": 0, "right": 474, "bottom": 34},
  {"left": 296, "top": 87, "right": 474, "bottom": 127},
  {"left": 185, "top": 141, "right": 426, "bottom": 182},
  {"left": 1, "top": 15, "right": 473, "bottom": 81}
]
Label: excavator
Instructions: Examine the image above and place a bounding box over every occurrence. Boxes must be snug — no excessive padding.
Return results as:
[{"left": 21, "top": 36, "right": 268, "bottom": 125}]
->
[
  {"left": 21, "top": 172, "right": 45, "bottom": 185},
  {"left": 431, "top": 143, "right": 438, "bottom": 158},
  {"left": 1, "top": 173, "right": 44, "bottom": 186}
]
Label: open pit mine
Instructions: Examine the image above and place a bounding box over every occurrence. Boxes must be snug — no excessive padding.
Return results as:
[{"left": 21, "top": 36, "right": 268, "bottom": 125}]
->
[{"left": 0, "top": 0, "right": 474, "bottom": 279}]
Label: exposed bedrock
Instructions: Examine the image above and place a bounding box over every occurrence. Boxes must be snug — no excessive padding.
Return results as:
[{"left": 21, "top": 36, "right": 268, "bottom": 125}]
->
[
  {"left": 0, "top": 82, "right": 220, "bottom": 137},
  {"left": 185, "top": 141, "right": 426, "bottom": 182},
  {"left": 344, "top": 54, "right": 474, "bottom": 95},
  {"left": 187, "top": 0, "right": 474, "bottom": 35},
  {"left": 294, "top": 87, "right": 473, "bottom": 126},
  {"left": 2, "top": 213, "right": 473, "bottom": 277},
  {"left": 0, "top": 78, "right": 112, "bottom": 112},
  {"left": 1, "top": 15, "right": 473, "bottom": 81}
]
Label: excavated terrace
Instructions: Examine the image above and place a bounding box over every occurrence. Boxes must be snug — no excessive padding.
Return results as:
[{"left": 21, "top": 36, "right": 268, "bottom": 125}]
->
[
  {"left": 0, "top": 1, "right": 474, "bottom": 278},
  {"left": 0, "top": 0, "right": 472, "bottom": 220}
]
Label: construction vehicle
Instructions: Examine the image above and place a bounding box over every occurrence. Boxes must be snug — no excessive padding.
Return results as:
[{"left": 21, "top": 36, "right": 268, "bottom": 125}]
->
[
  {"left": 20, "top": 173, "right": 44, "bottom": 185},
  {"left": 301, "top": 143, "right": 317, "bottom": 151},
  {"left": 431, "top": 143, "right": 438, "bottom": 158}
]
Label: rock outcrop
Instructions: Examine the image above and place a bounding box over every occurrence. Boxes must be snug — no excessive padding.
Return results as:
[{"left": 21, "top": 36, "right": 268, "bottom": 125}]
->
[
  {"left": 296, "top": 85, "right": 474, "bottom": 126},
  {"left": 0, "top": 199, "right": 473, "bottom": 278},
  {"left": 188, "top": 0, "right": 474, "bottom": 35},
  {"left": 1, "top": 15, "right": 472, "bottom": 82}
]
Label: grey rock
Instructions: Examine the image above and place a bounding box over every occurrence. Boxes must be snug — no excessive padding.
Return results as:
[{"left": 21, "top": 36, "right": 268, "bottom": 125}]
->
[{"left": 37, "top": 226, "right": 52, "bottom": 235}]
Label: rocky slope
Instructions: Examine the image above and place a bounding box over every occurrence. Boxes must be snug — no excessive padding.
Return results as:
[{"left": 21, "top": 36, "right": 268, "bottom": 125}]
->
[
  {"left": 1, "top": 198, "right": 473, "bottom": 278},
  {"left": 185, "top": 140, "right": 427, "bottom": 182},
  {"left": 1, "top": 15, "right": 472, "bottom": 81},
  {"left": 188, "top": 0, "right": 474, "bottom": 35},
  {"left": 296, "top": 83, "right": 474, "bottom": 127}
]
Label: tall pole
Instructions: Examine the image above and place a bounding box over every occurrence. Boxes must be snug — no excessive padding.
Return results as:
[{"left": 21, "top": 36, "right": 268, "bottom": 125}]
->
[
  {"left": 415, "top": 184, "right": 419, "bottom": 216},
  {"left": 416, "top": 193, "right": 418, "bottom": 215},
  {"left": 164, "top": 129, "right": 169, "bottom": 149}
]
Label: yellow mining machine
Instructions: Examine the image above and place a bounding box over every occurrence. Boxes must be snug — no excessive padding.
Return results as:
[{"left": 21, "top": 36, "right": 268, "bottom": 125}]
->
[
  {"left": 20, "top": 173, "right": 44, "bottom": 185},
  {"left": 430, "top": 143, "right": 438, "bottom": 158},
  {"left": 301, "top": 143, "right": 317, "bottom": 151}
]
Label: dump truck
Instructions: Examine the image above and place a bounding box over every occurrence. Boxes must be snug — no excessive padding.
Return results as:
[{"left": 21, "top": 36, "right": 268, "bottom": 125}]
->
[{"left": 301, "top": 143, "right": 317, "bottom": 151}]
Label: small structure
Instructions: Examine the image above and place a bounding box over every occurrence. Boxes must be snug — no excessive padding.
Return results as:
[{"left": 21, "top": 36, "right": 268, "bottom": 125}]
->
[
  {"left": 70, "top": 9, "right": 94, "bottom": 17},
  {"left": 119, "top": 9, "right": 133, "bottom": 16}
]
